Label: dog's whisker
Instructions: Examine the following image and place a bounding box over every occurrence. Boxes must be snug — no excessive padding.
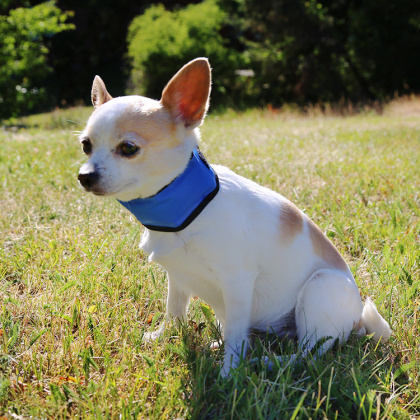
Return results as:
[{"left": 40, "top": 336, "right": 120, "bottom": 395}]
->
[{"left": 67, "top": 119, "right": 85, "bottom": 127}]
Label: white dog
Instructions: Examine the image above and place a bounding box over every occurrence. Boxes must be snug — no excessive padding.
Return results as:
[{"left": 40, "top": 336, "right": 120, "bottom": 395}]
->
[{"left": 78, "top": 58, "right": 391, "bottom": 376}]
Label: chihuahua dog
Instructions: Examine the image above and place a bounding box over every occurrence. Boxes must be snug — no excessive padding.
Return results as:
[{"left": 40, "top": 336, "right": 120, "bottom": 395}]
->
[{"left": 78, "top": 58, "right": 391, "bottom": 376}]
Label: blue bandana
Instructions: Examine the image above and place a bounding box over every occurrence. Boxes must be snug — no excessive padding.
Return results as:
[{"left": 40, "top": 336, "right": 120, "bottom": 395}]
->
[{"left": 117, "top": 148, "right": 219, "bottom": 232}]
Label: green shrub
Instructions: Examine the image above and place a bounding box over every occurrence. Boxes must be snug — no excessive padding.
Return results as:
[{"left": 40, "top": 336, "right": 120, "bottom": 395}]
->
[
  {"left": 0, "top": 1, "right": 74, "bottom": 120},
  {"left": 127, "top": 0, "right": 247, "bottom": 110}
]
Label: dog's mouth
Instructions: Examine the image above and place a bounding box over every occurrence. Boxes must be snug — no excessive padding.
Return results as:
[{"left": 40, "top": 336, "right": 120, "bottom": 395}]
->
[
  {"left": 79, "top": 181, "right": 117, "bottom": 196},
  {"left": 90, "top": 189, "right": 108, "bottom": 196},
  {"left": 79, "top": 179, "right": 138, "bottom": 200},
  {"left": 78, "top": 181, "right": 107, "bottom": 196}
]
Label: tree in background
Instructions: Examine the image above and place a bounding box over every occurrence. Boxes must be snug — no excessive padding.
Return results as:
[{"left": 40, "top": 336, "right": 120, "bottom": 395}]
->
[
  {"left": 0, "top": 0, "right": 170, "bottom": 119},
  {"left": 126, "top": 0, "right": 247, "bottom": 108},
  {"left": 218, "top": 0, "right": 420, "bottom": 105},
  {"left": 126, "top": 0, "right": 420, "bottom": 110},
  {"left": 1, "top": 0, "right": 419, "bottom": 119},
  {"left": 8, "top": 0, "right": 201, "bottom": 115},
  {"left": 0, "top": 1, "right": 74, "bottom": 119}
]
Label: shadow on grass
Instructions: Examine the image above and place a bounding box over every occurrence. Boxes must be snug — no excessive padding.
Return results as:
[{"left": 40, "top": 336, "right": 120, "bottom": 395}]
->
[{"left": 176, "top": 322, "right": 403, "bottom": 420}]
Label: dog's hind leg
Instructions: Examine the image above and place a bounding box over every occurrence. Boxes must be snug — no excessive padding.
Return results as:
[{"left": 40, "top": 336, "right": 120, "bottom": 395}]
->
[
  {"left": 256, "top": 269, "right": 363, "bottom": 370},
  {"left": 295, "top": 269, "right": 363, "bottom": 358}
]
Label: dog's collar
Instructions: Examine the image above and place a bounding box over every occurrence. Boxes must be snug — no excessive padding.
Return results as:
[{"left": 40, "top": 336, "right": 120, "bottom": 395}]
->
[{"left": 117, "top": 148, "right": 219, "bottom": 232}]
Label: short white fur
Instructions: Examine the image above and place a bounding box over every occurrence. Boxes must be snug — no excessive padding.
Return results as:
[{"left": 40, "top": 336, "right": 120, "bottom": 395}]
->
[{"left": 78, "top": 58, "right": 391, "bottom": 377}]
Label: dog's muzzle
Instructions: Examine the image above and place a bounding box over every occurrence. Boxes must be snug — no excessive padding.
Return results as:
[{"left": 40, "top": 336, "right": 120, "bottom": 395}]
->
[
  {"left": 78, "top": 162, "right": 100, "bottom": 190},
  {"left": 78, "top": 171, "right": 99, "bottom": 190}
]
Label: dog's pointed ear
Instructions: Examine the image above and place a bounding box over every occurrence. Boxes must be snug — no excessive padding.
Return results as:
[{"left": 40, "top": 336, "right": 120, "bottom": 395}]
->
[
  {"left": 161, "top": 58, "right": 211, "bottom": 128},
  {"left": 91, "top": 75, "right": 113, "bottom": 109}
]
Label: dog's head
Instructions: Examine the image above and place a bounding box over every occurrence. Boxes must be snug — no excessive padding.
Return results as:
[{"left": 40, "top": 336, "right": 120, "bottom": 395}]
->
[{"left": 78, "top": 58, "right": 211, "bottom": 201}]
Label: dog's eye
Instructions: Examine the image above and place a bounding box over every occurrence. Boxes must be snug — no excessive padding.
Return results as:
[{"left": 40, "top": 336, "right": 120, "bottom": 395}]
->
[
  {"left": 81, "top": 139, "right": 92, "bottom": 155},
  {"left": 119, "top": 141, "right": 140, "bottom": 157}
]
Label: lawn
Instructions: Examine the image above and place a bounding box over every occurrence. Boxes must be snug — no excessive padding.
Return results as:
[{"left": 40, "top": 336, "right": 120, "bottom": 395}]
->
[{"left": 0, "top": 101, "right": 419, "bottom": 419}]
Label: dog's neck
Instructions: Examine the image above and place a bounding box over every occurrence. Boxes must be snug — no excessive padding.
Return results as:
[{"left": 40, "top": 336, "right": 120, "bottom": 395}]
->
[{"left": 117, "top": 148, "right": 219, "bottom": 232}]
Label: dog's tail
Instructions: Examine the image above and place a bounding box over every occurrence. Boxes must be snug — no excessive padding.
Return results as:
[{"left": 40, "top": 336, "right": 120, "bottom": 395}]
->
[{"left": 359, "top": 297, "right": 392, "bottom": 342}]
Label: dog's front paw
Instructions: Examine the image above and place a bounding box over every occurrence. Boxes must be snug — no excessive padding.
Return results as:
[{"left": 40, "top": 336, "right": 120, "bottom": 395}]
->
[
  {"left": 220, "top": 351, "right": 241, "bottom": 378},
  {"left": 144, "top": 326, "right": 165, "bottom": 342},
  {"left": 220, "top": 363, "right": 232, "bottom": 378}
]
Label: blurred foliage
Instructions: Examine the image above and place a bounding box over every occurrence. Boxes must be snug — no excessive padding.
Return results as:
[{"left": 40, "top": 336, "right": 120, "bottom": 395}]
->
[
  {"left": 217, "top": 0, "right": 420, "bottom": 105},
  {"left": 0, "top": 1, "right": 74, "bottom": 119},
  {"left": 1, "top": 0, "right": 419, "bottom": 119},
  {"left": 127, "top": 0, "right": 420, "bottom": 110},
  {"left": 127, "top": 0, "right": 247, "bottom": 108}
]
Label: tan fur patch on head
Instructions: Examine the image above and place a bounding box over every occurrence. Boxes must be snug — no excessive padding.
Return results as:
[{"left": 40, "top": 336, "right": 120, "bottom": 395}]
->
[
  {"left": 279, "top": 200, "right": 304, "bottom": 243},
  {"left": 115, "top": 100, "right": 174, "bottom": 144},
  {"left": 307, "top": 218, "right": 348, "bottom": 271}
]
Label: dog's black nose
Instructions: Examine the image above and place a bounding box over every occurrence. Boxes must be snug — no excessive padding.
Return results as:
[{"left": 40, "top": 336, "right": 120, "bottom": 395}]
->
[{"left": 78, "top": 171, "right": 99, "bottom": 189}]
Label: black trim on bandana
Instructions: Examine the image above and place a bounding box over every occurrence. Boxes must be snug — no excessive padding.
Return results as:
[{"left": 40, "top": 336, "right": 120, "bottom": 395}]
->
[{"left": 143, "top": 173, "right": 219, "bottom": 232}]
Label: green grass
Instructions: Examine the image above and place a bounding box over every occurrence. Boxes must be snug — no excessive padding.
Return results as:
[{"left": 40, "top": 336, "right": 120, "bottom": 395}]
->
[{"left": 0, "top": 103, "right": 419, "bottom": 419}]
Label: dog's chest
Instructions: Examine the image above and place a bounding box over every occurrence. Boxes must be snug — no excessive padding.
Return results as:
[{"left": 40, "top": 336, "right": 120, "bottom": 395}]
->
[{"left": 141, "top": 231, "right": 226, "bottom": 308}]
